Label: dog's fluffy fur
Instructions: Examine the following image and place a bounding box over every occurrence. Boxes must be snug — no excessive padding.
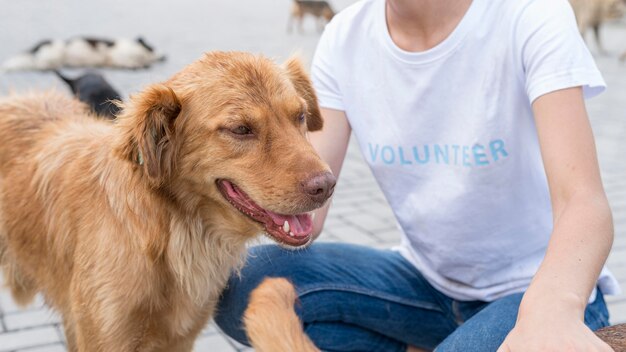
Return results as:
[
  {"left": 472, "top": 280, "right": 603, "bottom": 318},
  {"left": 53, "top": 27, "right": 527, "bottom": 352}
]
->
[
  {"left": 0, "top": 51, "right": 332, "bottom": 351},
  {"left": 288, "top": 0, "right": 335, "bottom": 33},
  {"left": 1, "top": 36, "right": 165, "bottom": 71},
  {"left": 245, "top": 278, "right": 319, "bottom": 352},
  {"left": 55, "top": 70, "right": 122, "bottom": 119},
  {"left": 245, "top": 278, "right": 626, "bottom": 352},
  {"left": 569, "top": 0, "right": 625, "bottom": 53}
]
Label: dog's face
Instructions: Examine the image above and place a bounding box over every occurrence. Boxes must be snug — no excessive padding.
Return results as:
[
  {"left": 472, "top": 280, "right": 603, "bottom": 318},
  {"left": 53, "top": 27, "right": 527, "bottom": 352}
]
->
[{"left": 119, "top": 52, "right": 334, "bottom": 248}]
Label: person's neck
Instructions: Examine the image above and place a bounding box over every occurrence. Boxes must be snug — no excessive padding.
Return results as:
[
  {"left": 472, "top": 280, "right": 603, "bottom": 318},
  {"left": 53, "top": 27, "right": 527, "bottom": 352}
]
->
[{"left": 386, "top": 0, "right": 473, "bottom": 52}]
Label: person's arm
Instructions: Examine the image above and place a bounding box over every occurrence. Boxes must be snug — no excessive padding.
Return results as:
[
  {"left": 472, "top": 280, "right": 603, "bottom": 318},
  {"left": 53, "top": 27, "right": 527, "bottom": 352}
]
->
[
  {"left": 309, "top": 107, "right": 351, "bottom": 239},
  {"left": 498, "top": 87, "right": 613, "bottom": 351}
]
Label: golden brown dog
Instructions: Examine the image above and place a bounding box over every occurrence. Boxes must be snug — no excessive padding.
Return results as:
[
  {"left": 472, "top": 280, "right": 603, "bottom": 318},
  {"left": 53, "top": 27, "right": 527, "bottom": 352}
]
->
[
  {"left": 288, "top": 0, "right": 335, "bottom": 33},
  {"left": 245, "top": 278, "right": 626, "bottom": 352},
  {"left": 569, "top": 0, "right": 625, "bottom": 53},
  {"left": 0, "top": 51, "right": 335, "bottom": 351}
]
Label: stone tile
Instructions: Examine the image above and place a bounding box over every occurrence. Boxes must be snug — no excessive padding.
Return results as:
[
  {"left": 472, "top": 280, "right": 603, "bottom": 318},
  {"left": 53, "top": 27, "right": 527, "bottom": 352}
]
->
[
  {"left": 0, "top": 327, "right": 61, "bottom": 351},
  {"left": 15, "top": 343, "right": 66, "bottom": 352},
  {"left": 0, "top": 290, "right": 45, "bottom": 315},
  {"left": 322, "top": 214, "right": 351, "bottom": 229},
  {"left": 193, "top": 334, "right": 237, "bottom": 352},
  {"left": 327, "top": 224, "right": 380, "bottom": 246},
  {"left": 608, "top": 301, "right": 626, "bottom": 325},
  {"left": 374, "top": 227, "right": 403, "bottom": 245},
  {"left": 200, "top": 321, "right": 219, "bottom": 336},
  {"left": 216, "top": 328, "right": 253, "bottom": 352},
  {"left": 54, "top": 324, "right": 66, "bottom": 344},
  {"left": 4, "top": 307, "right": 61, "bottom": 331},
  {"left": 342, "top": 212, "right": 395, "bottom": 233}
]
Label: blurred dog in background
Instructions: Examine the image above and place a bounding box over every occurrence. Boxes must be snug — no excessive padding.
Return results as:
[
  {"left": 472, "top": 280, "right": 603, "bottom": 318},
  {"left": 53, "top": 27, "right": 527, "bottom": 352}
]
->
[
  {"left": 1, "top": 36, "right": 165, "bottom": 71},
  {"left": 288, "top": 0, "right": 335, "bottom": 33},
  {"left": 55, "top": 70, "right": 122, "bottom": 119},
  {"left": 569, "top": 0, "right": 626, "bottom": 54}
]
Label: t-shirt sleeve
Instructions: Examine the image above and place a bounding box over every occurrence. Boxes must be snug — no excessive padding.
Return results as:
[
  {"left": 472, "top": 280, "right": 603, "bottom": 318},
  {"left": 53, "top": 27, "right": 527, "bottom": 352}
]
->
[
  {"left": 311, "top": 20, "right": 345, "bottom": 111},
  {"left": 516, "top": 0, "right": 605, "bottom": 103}
]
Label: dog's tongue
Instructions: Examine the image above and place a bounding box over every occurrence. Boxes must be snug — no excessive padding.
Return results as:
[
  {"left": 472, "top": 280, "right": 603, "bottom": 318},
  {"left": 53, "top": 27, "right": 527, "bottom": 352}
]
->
[
  {"left": 220, "top": 180, "right": 313, "bottom": 237},
  {"left": 222, "top": 182, "right": 259, "bottom": 209},
  {"left": 266, "top": 212, "right": 312, "bottom": 236}
]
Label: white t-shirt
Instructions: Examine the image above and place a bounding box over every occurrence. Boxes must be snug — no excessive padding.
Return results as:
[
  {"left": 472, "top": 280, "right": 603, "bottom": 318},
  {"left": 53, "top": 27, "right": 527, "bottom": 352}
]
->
[{"left": 312, "top": 0, "right": 620, "bottom": 301}]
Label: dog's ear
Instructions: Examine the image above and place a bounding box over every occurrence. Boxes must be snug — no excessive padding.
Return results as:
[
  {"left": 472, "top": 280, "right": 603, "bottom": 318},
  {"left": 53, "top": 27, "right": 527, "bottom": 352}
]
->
[
  {"left": 283, "top": 56, "right": 323, "bottom": 132},
  {"left": 123, "top": 84, "right": 181, "bottom": 186},
  {"left": 135, "top": 36, "right": 154, "bottom": 52}
]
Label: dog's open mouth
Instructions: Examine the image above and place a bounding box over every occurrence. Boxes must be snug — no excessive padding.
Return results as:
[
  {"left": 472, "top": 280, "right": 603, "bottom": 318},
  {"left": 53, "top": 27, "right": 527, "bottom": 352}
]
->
[{"left": 217, "top": 179, "right": 313, "bottom": 248}]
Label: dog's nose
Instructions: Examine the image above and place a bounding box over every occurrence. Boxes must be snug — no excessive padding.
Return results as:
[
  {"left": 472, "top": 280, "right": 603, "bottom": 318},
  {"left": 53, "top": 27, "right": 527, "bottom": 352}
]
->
[{"left": 300, "top": 172, "right": 336, "bottom": 203}]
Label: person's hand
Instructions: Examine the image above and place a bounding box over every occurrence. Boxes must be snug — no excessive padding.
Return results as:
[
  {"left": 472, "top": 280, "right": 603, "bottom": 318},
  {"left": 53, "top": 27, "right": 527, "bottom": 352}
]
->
[{"left": 497, "top": 305, "right": 613, "bottom": 352}]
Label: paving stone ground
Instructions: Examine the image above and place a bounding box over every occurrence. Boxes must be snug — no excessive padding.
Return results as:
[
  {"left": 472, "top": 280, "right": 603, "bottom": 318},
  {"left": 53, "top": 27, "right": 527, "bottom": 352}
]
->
[{"left": 0, "top": 1, "right": 625, "bottom": 350}]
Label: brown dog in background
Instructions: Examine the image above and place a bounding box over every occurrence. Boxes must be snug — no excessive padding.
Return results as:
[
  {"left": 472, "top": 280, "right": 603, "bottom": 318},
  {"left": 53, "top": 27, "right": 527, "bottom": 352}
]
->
[
  {"left": 0, "top": 52, "right": 335, "bottom": 351},
  {"left": 245, "top": 278, "right": 626, "bottom": 352},
  {"left": 569, "top": 0, "right": 625, "bottom": 53},
  {"left": 288, "top": 0, "right": 335, "bottom": 33}
]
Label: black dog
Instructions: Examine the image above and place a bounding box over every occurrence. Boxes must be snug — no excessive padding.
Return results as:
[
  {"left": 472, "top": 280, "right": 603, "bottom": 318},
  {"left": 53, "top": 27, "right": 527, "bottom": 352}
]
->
[{"left": 55, "top": 70, "right": 121, "bottom": 119}]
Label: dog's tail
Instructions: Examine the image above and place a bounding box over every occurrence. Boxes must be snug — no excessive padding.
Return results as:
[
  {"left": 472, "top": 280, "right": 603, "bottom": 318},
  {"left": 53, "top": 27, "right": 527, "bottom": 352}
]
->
[{"left": 244, "top": 277, "right": 320, "bottom": 352}]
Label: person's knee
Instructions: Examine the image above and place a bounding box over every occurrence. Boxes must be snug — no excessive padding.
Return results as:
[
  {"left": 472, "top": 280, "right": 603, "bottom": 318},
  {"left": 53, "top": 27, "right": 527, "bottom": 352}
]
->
[
  {"left": 435, "top": 324, "right": 509, "bottom": 352},
  {"left": 215, "top": 243, "right": 372, "bottom": 344},
  {"left": 214, "top": 244, "right": 317, "bottom": 344},
  {"left": 435, "top": 295, "right": 520, "bottom": 352}
]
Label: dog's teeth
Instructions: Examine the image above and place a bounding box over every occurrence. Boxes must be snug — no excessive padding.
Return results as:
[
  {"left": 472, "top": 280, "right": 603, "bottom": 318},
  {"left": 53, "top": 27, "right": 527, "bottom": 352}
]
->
[
  {"left": 289, "top": 231, "right": 295, "bottom": 237},
  {"left": 311, "top": 212, "right": 316, "bottom": 220},
  {"left": 283, "top": 221, "right": 290, "bottom": 233}
]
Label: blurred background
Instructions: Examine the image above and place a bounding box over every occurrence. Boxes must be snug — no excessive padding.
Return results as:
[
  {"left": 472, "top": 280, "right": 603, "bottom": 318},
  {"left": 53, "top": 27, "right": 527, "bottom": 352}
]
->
[{"left": 0, "top": 0, "right": 625, "bottom": 351}]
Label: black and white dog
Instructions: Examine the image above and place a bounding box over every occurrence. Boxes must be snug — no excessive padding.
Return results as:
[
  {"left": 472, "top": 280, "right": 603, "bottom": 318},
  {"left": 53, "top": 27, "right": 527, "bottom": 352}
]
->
[
  {"left": 2, "top": 37, "right": 165, "bottom": 71},
  {"left": 55, "top": 70, "right": 122, "bottom": 119}
]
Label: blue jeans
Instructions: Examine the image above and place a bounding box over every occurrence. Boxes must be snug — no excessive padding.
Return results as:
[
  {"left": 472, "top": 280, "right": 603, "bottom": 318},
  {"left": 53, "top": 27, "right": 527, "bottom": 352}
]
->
[{"left": 215, "top": 243, "right": 610, "bottom": 352}]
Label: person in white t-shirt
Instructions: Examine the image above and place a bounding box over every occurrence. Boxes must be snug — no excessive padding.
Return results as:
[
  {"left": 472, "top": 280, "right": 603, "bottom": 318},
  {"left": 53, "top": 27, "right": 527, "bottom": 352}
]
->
[{"left": 215, "top": 0, "right": 618, "bottom": 351}]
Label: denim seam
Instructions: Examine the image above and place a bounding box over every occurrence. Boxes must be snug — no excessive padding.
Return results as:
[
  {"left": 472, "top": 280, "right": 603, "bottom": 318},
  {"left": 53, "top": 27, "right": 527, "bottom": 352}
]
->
[
  {"left": 450, "top": 301, "right": 464, "bottom": 326},
  {"left": 297, "top": 283, "right": 444, "bottom": 312},
  {"left": 393, "top": 254, "right": 461, "bottom": 326}
]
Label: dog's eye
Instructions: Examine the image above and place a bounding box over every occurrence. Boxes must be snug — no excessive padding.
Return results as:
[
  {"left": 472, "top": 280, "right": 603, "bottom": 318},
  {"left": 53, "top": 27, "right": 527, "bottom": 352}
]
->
[
  {"left": 297, "top": 113, "right": 306, "bottom": 124},
  {"left": 231, "top": 125, "right": 253, "bottom": 136}
]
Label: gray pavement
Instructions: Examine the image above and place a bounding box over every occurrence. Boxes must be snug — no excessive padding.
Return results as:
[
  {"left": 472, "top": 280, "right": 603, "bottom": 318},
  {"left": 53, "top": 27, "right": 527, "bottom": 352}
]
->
[{"left": 0, "top": 1, "right": 625, "bottom": 351}]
